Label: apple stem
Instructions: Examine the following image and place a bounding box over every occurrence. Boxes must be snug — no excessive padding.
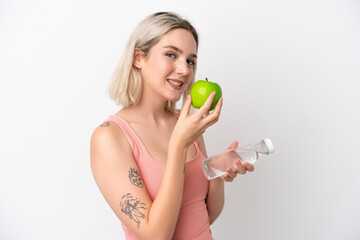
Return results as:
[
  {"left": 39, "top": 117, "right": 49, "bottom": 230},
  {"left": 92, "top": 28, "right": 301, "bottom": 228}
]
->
[{"left": 206, "top": 78, "right": 208, "bottom": 81}]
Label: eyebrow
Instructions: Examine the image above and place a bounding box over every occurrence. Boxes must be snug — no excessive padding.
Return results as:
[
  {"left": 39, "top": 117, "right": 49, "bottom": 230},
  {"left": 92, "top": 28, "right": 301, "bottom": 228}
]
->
[{"left": 163, "top": 45, "right": 197, "bottom": 59}]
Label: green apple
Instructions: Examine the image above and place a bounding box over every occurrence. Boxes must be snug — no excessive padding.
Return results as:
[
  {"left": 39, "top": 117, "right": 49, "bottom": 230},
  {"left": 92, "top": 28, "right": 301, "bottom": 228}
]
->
[{"left": 190, "top": 78, "right": 222, "bottom": 111}]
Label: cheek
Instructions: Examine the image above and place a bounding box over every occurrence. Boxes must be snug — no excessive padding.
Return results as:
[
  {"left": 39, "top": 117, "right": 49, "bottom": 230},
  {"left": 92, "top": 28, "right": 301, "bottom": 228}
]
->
[
  {"left": 142, "top": 58, "right": 172, "bottom": 79},
  {"left": 156, "top": 60, "right": 173, "bottom": 73},
  {"left": 149, "top": 55, "right": 173, "bottom": 72}
]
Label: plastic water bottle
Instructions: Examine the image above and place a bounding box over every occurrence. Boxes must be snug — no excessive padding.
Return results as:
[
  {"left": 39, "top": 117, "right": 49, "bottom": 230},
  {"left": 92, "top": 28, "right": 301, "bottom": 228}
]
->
[{"left": 201, "top": 138, "right": 274, "bottom": 180}]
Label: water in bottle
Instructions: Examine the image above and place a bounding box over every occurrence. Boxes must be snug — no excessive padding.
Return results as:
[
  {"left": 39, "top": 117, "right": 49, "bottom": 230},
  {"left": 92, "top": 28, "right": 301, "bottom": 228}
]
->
[{"left": 201, "top": 138, "right": 274, "bottom": 180}]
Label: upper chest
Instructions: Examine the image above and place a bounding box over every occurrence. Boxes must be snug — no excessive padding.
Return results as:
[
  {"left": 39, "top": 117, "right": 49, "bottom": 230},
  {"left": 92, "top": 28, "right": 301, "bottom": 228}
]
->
[{"left": 130, "top": 122, "right": 197, "bottom": 163}]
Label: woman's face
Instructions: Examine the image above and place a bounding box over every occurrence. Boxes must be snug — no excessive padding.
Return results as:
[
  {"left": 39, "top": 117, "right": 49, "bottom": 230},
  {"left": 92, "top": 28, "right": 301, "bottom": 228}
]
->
[{"left": 137, "top": 28, "right": 197, "bottom": 103}]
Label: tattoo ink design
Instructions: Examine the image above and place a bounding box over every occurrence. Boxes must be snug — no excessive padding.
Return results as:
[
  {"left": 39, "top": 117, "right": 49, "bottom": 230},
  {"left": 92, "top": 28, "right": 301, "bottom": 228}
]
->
[
  {"left": 183, "top": 164, "right": 186, "bottom": 174},
  {"left": 129, "top": 168, "right": 143, "bottom": 188},
  {"left": 100, "top": 122, "right": 110, "bottom": 127},
  {"left": 120, "top": 193, "right": 146, "bottom": 229}
]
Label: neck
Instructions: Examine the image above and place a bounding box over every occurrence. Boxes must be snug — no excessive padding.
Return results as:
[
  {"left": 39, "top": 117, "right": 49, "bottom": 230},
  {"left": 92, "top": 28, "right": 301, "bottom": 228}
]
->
[{"left": 126, "top": 94, "right": 173, "bottom": 125}]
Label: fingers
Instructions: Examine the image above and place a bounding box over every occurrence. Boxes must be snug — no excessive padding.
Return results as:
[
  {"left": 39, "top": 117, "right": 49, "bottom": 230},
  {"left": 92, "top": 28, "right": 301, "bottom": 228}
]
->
[
  {"left": 227, "top": 141, "right": 238, "bottom": 150},
  {"left": 220, "top": 149, "right": 255, "bottom": 182},
  {"left": 176, "top": 93, "right": 222, "bottom": 148},
  {"left": 190, "top": 93, "right": 222, "bottom": 133},
  {"left": 206, "top": 96, "right": 223, "bottom": 122},
  {"left": 179, "top": 95, "right": 192, "bottom": 119},
  {"left": 221, "top": 168, "right": 236, "bottom": 182},
  {"left": 200, "top": 96, "right": 223, "bottom": 128},
  {"left": 235, "top": 160, "right": 247, "bottom": 174},
  {"left": 244, "top": 162, "right": 255, "bottom": 172},
  {"left": 211, "top": 95, "right": 223, "bottom": 115},
  {"left": 222, "top": 160, "right": 255, "bottom": 182},
  {"left": 221, "top": 175, "right": 234, "bottom": 182},
  {"left": 234, "top": 160, "right": 254, "bottom": 174},
  {"left": 197, "top": 91, "right": 217, "bottom": 116}
]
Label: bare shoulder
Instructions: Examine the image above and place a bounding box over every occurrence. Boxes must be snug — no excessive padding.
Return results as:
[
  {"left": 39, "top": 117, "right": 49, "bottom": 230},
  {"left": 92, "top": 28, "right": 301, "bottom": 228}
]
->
[
  {"left": 91, "top": 121, "right": 123, "bottom": 145},
  {"left": 90, "top": 121, "right": 132, "bottom": 166}
]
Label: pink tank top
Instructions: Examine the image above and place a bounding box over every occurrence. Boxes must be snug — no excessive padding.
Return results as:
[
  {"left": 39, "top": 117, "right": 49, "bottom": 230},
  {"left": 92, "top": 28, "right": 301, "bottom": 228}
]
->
[{"left": 106, "top": 115, "right": 213, "bottom": 240}]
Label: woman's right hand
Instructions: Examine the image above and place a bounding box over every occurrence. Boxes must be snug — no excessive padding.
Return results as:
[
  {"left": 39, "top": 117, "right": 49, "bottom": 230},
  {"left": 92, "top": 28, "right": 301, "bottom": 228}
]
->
[{"left": 170, "top": 91, "right": 223, "bottom": 150}]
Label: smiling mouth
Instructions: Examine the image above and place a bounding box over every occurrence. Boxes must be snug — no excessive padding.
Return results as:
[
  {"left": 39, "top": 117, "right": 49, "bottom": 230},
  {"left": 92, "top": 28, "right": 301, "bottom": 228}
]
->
[{"left": 167, "top": 79, "right": 184, "bottom": 88}]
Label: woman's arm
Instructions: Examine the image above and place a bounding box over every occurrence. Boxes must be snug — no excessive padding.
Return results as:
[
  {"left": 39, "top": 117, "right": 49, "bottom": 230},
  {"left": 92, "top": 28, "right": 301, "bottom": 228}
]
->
[
  {"left": 198, "top": 135, "right": 225, "bottom": 225},
  {"left": 91, "top": 94, "right": 222, "bottom": 239},
  {"left": 91, "top": 122, "right": 189, "bottom": 240},
  {"left": 202, "top": 138, "right": 255, "bottom": 224}
]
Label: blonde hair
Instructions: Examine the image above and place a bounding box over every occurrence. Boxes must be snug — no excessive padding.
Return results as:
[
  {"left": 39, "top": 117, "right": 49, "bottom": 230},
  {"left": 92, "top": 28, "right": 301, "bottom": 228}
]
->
[{"left": 108, "top": 12, "right": 199, "bottom": 113}]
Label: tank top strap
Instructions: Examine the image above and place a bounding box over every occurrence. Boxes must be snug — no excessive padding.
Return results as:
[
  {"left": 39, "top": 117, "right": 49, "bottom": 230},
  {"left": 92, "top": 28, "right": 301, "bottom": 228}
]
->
[{"left": 193, "top": 140, "right": 201, "bottom": 154}]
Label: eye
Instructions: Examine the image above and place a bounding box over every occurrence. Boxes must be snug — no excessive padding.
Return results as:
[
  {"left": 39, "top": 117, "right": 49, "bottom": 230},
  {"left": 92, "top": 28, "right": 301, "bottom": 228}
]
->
[
  {"left": 165, "top": 52, "right": 176, "bottom": 59},
  {"left": 187, "top": 59, "right": 196, "bottom": 66}
]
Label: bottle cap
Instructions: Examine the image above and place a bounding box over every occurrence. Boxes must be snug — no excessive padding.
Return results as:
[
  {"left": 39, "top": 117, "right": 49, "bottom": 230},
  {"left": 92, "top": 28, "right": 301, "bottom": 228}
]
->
[{"left": 262, "top": 138, "right": 274, "bottom": 154}]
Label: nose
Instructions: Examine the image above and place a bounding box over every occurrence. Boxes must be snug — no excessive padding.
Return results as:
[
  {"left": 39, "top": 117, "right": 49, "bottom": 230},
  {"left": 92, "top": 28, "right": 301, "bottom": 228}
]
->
[{"left": 175, "top": 59, "right": 191, "bottom": 76}]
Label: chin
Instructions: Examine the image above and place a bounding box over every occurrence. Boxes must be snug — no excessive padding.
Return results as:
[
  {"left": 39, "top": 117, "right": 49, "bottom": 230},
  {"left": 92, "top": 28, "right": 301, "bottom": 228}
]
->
[{"left": 167, "top": 94, "right": 182, "bottom": 103}]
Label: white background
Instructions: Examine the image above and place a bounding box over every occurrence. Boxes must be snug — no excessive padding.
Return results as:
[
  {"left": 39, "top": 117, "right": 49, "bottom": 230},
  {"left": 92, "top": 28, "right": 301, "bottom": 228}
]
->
[{"left": 1, "top": 0, "right": 359, "bottom": 239}]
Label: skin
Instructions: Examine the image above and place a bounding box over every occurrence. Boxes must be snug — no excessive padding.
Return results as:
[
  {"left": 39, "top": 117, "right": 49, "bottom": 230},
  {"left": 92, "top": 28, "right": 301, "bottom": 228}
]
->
[{"left": 90, "top": 28, "right": 254, "bottom": 239}]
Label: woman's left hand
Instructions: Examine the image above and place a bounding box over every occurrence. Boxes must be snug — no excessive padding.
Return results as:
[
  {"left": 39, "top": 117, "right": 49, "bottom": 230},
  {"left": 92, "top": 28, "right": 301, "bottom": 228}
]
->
[{"left": 220, "top": 141, "right": 255, "bottom": 182}]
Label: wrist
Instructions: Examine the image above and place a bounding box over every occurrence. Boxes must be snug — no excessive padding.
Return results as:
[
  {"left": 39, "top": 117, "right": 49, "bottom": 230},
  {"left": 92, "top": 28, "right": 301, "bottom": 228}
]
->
[
  {"left": 210, "top": 177, "right": 225, "bottom": 185},
  {"left": 169, "top": 137, "right": 189, "bottom": 152}
]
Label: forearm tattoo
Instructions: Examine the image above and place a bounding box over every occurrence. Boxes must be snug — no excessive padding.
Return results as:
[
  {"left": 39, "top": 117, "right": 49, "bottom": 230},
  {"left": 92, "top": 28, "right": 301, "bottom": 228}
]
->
[
  {"left": 120, "top": 193, "right": 147, "bottom": 229},
  {"left": 100, "top": 122, "right": 110, "bottom": 127},
  {"left": 129, "top": 168, "right": 143, "bottom": 188}
]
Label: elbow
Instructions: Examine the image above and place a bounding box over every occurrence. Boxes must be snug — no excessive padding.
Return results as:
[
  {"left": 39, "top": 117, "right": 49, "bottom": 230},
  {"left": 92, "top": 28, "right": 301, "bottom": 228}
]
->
[
  {"left": 136, "top": 232, "right": 174, "bottom": 240},
  {"left": 208, "top": 202, "right": 224, "bottom": 225},
  {"left": 209, "top": 212, "right": 220, "bottom": 225},
  {"left": 132, "top": 224, "right": 176, "bottom": 240},
  {"left": 147, "top": 227, "right": 175, "bottom": 240},
  {"left": 146, "top": 230, "right": 174, "bottom": 240}
]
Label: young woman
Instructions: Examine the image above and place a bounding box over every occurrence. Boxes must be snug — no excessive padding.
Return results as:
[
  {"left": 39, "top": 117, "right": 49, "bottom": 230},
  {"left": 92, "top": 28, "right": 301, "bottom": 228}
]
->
[{"left": 90, "top": 12, "right": 254, "bottom": 240}]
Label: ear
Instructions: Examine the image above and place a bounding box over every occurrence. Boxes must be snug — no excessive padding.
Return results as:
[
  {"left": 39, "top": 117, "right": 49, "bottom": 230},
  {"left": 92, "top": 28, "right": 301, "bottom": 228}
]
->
[{"left": 133, "top": 48, "right": 144, "bottom": 69}]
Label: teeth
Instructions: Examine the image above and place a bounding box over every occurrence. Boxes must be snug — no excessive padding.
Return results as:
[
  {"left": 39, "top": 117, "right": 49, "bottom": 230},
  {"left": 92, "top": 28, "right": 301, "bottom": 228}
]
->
[{"left": 168, "top": 80, "right": 183, "bottom": 87}]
